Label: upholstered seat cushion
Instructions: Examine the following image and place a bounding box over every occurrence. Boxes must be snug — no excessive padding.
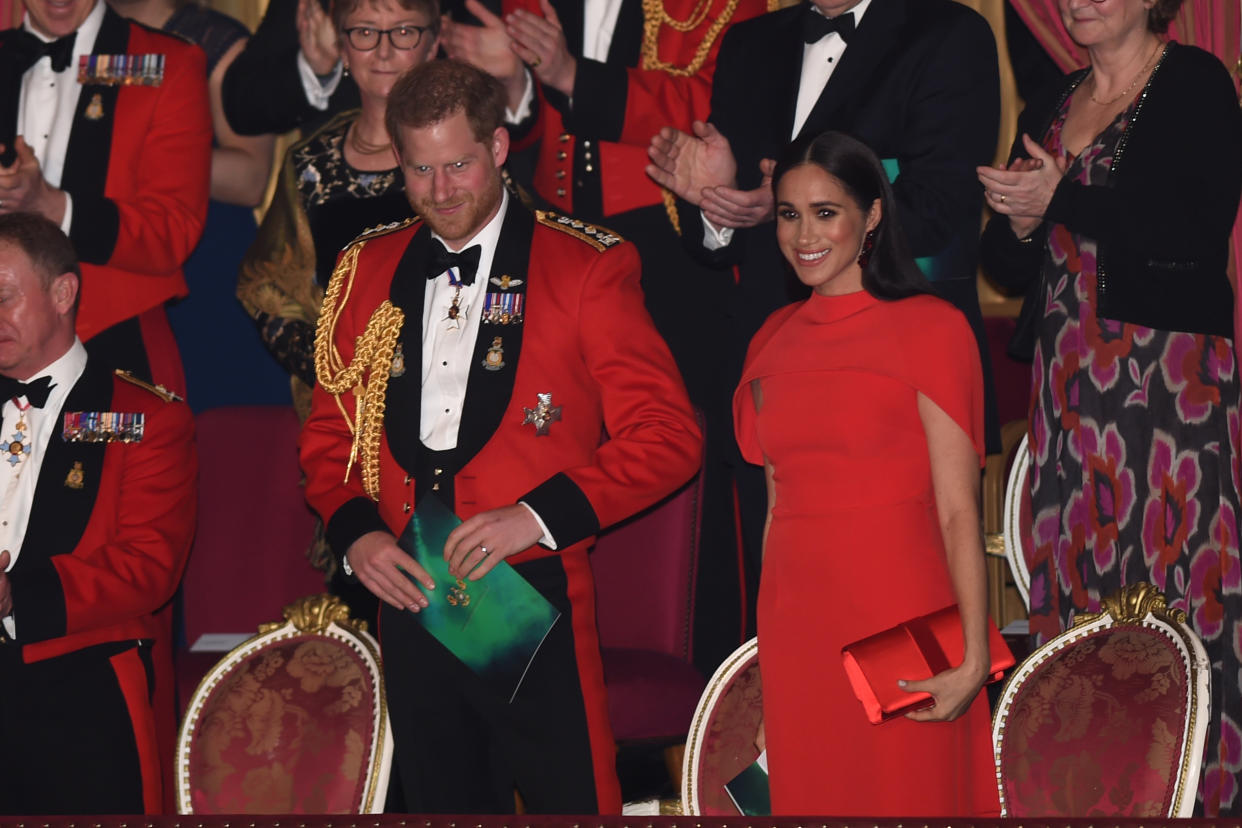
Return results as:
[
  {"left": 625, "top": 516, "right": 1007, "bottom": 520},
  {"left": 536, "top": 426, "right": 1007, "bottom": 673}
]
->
[
  {"left": 187, "top": 635, "right": 380, "bottom": 813},
  {"left": 603, "top": 647, "right": 704, "bottom": 742},
  {"left": 999, "top": 626, "right": 1189, "bottom": 816}
]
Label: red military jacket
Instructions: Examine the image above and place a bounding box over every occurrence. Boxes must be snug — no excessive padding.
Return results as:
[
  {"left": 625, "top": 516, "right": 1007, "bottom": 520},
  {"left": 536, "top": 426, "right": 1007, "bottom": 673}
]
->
[
  {"left": 0, "top": 6, "right": 211, "bottom": 342},
  {"left": 300, "top": 203, "right": 702, "bottom": 566},
  {"left": 507, "top": 0, "right": 772, "bottom": 218}
]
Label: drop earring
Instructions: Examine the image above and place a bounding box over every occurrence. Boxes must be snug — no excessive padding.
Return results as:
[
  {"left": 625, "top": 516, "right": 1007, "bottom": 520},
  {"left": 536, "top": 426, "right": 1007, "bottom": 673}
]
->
[{"left": 857, "top": 229, "right": 877, "bottom": 267}]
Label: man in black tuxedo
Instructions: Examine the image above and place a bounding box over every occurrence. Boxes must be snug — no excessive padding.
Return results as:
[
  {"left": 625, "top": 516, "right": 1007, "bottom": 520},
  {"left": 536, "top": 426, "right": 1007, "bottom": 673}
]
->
[{"left": 648, "top": 0, "right": 1000, "bottom": 619}]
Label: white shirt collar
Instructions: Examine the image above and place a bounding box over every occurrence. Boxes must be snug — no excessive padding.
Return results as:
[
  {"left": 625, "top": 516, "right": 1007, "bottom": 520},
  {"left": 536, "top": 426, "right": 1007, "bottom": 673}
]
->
[
  {"left": 430, "top": 187, "right": 510, "bottom": 265},
  {"left": 12, "top": 336, "right": 88, "bottom": 393},
  {"left": 810, "top": 0, "right": 872, "bottom": 24},
  {"left": 23, "top": 0, "right": 105, "bottom": 58}
]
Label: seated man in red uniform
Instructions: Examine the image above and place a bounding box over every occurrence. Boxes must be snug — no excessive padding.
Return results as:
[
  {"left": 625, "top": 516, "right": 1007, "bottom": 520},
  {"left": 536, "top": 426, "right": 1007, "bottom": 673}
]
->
[
  {"left": 0, "top": 0, "right": 211, "bottom": 394},
  {"left": 0, "top": 212, "right": 196, "bottom": 815},
  {"left": 300, "top": 59, "right": 701, "bottom": 814}
]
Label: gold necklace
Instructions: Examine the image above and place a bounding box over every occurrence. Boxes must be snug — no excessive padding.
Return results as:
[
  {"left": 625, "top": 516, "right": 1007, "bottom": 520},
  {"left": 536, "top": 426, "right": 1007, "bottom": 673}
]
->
[
  {"left": 348, "top": 122, "right": 391, "bottom": 155},
  {"left": 1089, "top": 41, "right": 1163, "bottom": 107}
]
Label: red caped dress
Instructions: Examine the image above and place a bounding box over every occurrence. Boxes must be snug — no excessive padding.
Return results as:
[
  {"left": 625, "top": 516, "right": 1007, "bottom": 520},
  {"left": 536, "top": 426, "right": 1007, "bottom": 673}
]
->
[{"left": 734, "top": 289, "right": 1000, "bottom": 816}]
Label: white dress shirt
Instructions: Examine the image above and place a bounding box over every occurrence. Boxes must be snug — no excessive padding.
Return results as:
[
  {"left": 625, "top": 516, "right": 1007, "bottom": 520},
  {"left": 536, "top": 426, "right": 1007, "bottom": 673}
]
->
[
  {"left": 18, "top": 0, "right": 105, "bottom": 234},
  {"left": 420, "top": 189, "right": 508, "bottom": 450},
  {"left": 0, "top": 338, "right": 89, "bottom": 638},
  {"left": 415, "top": 191, "right": 556, "bottom": 547},
  {"left": 702, "top": 0, "right": 872, "bottom": 250}
]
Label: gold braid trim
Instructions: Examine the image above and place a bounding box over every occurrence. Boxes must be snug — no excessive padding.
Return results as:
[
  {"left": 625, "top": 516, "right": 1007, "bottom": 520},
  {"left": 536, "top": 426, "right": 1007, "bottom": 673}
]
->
[
  {"left": 314, "top": 241, "right": 406, "bottom": 501},
  {"left": 641, "top": 0, "right": 742, "bottom": 233}
]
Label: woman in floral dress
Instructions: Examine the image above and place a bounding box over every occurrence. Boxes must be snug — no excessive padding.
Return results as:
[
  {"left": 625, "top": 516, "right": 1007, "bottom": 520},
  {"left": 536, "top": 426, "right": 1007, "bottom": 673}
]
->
[{"left": 978, "top": 0, "right": 1242, "bottom": 814}]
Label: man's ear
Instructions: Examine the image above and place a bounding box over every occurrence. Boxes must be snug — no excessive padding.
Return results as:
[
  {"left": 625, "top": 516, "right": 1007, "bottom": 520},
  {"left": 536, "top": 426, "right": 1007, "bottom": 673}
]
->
[
  {"left": 491, "top": 126, "right": 510, "bottom": 168},
  {"left": 51, "top": 271, "right": 77, "bottom": 315}
]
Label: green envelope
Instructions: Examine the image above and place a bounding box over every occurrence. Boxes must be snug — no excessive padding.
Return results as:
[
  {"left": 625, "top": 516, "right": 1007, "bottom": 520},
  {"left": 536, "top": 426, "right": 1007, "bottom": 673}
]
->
[
  {"left": 724, "top": 751, "right": 770, "bottom": 816},
  {"left": 398, "top": 496, "right": 561, "bottom": 702}
]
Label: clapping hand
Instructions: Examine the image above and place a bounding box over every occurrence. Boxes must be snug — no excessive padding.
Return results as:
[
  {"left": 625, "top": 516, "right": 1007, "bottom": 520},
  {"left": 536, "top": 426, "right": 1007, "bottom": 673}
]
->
[
  {"left": 297, "top": 0, "right": 340, "bottom": 76},
  {"left": 441, "top": 0, "right": 525, "bottom": 97},
  {"left": 505, "top": 0, "right": 576, "bottom": 98},
  {"left": 976, "top": 133, "right": 1068, "bottom": 240},
  {"left": 0, "top": 137, "right": 66, "bottom": 224}
]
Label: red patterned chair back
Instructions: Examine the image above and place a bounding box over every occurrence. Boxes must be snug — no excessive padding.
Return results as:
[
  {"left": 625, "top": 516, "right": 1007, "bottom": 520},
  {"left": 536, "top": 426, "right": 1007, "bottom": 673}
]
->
[
  {"left": 175, "top": 595, "right": 393, "bottom": 814},
  {"left": 1002, "top": 433, "right": 1033, "bottom": 608},
  {"left": 681, "top": 638, "right": 762, "bottom": 815},
  {"left": 992, "top": 583, "right": 1210, "bottom": 817}
]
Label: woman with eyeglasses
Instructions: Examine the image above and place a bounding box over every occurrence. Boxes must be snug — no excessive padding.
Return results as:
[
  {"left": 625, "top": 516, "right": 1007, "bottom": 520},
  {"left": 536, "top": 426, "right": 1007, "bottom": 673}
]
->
[
  {"left": 237, "top": 0, "right": 439, "bottom": 624},
  {"left": 978, "top": 0, "right": 1242, "bottom": 813},
  {"left": 238, "top": 0, "right": 438, "bottom": 418}
]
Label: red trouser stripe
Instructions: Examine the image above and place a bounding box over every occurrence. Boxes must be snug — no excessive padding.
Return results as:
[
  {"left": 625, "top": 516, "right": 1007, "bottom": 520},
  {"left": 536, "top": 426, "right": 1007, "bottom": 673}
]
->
[
  {"left": 110, "top": 647, "right": 162, "bottom": 814},
  {"left": 562, "top": 548, "right": 622, "bottom": 813}
]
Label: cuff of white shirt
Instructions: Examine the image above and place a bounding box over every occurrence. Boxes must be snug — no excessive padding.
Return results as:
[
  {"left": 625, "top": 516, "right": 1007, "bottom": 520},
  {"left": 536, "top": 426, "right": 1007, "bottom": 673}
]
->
[
  {"left": 60, "top": 192, "right": 73, "bottom": 235},
  {"left": 701, "top": 211, "right": 733, "bottom": 251},
  {"left": 518, "top": 501, "right": 557, "bottom": 550},
  {"left": 2, "top": 614, "right": 14, "bottom": 640},
  {"left": 298, "top": 51, "right": 343, "bottom": 110},
  {"left": 504, "top": 70, "right": 535, "bottom": 125}
]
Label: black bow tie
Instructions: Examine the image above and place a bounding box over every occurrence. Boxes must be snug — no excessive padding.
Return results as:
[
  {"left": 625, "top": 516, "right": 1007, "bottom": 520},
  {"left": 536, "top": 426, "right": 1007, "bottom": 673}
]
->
[
  {"left": 427, "top": 240, "right": 482, "bottom": 286},
  {"left": 10, "top": 29, "right": 77, "bottom": 73},
  {"left": 0, "top": 374, "right": 56, "bottom": 408},
  {"left": 802, "top": 8, "right": 854, "bottom": 43}
]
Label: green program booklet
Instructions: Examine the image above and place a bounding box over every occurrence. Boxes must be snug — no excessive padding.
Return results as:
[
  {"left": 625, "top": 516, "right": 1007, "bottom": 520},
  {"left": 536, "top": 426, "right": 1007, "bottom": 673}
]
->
[
  {"left": 398, "top": 496, "right": 561, "bottom": 702},
  {"left": 724, "top": 750, "right": 770, "bottom": 816}
]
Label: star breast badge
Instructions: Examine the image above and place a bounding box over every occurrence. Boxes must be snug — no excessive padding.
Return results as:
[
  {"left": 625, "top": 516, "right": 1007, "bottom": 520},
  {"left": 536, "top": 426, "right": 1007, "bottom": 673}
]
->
[{"left": 522, "top": 392, "right": 562, "bottom": 436}]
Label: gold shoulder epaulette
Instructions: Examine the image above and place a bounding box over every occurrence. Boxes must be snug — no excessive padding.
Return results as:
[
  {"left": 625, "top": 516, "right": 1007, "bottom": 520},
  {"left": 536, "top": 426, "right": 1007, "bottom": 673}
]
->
[
  {"left": 537, "top": 211, "right": 624, "bottom": 252},
  {"left": 345, "top": 217, "right": 419, "bottom": 251},
  {"left": 114, "top": 369, "right": 184, "bottom": 402}
]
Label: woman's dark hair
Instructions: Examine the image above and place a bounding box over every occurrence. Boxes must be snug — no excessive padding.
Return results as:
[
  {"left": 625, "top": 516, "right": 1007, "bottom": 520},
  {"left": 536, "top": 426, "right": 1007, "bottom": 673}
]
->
[
  {"left": 772, "top": 130, "right": 931, "bottom": 301},
  {"left": 1147, "top": 0, "right": 1183, "bottom": 34}
]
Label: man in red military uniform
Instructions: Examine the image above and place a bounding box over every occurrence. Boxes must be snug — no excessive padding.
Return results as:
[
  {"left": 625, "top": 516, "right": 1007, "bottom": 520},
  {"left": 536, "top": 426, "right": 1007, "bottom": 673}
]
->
[
  {"left": 442, "top": 0, "right": 773, "bottom": 672},
  {"left": 300, "top": 59, "right": 700, "bottom": 814},
  {"left": 0, "top": 0, "right": 211, "bottom": 394},
  {"left": 0, "top": 213, "right": 196, "bottom": 815}
]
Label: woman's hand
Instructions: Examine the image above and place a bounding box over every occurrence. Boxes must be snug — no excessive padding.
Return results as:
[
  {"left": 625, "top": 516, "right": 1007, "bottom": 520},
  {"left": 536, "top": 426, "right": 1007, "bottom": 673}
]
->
[
  {"left": 898, "top": 660, "right": 989, "bottom": 723},
  {"left": 754, "top": 717, "right": 766, "bottom": 753},
  {"left": 977, "top": 134, "right": 1067, "bottom": 239}
]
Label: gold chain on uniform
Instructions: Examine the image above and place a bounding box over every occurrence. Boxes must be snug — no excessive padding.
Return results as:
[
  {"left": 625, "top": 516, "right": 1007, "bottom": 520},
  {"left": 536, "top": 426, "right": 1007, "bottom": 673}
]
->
[
  {"left": 640, "top": 0, "right": 742, "bottom": 234},
  {"left": 314, "top": 242, "right": 405, "bottom": 501}
]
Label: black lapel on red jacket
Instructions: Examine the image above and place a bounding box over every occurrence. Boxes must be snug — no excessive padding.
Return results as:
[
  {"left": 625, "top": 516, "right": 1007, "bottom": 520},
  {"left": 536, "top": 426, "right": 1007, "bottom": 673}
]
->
[
  {"left": 451, "top": 201, "right": 532, "bottom": 470},
  {"left": 60, "top": 6, "right": 128, "bottom": 202},
  {"left": 17, "top": 358, "right": 112, "bottom": 569},
  {"left": 384, "top": 226, "right": 432, "bottom": 474}
]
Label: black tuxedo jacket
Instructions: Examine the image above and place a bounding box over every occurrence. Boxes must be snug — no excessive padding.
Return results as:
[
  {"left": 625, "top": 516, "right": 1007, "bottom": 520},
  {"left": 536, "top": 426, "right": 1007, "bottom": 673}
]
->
[
  {"left": 220, "top": 0, "right": 360, "bottom": 136},
  {"left": 683, "top": 0, "right": 1001, "bottom": 449}
]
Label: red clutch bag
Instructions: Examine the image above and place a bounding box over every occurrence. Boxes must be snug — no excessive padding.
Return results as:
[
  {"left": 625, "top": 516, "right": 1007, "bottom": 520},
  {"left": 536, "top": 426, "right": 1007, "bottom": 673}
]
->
[{"left": 841, "top": 605, "right": 1015, "bottom": 724}]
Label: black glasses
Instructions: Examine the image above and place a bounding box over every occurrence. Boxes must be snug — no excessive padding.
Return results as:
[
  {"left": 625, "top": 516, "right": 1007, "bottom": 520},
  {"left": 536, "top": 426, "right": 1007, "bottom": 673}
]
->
[{"left": 342, "top": 24, "right": 432, "bottom": 50}]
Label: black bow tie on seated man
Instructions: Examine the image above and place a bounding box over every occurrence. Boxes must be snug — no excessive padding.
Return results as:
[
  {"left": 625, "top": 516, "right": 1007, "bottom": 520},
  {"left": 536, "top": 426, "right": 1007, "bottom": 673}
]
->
[
  {"left": 7, "top": 29, "right": 77, "bottom": 73},
  {"left": 427, "top": 239, "right": 483, "bottom": 286},
  {"left": 802, "top": 7, "right": 855, "bottom": 43},
  {"left": 0, "top": 375, "right": 56, "bottom": 408}
]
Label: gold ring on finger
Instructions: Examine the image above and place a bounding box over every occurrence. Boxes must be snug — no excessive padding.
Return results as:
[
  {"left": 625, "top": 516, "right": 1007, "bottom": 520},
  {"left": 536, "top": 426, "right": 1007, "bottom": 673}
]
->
[
  {"left": 532, "top": 55, "right": 542, "bottom": 67},
  {"left": 999, "top": 194, "right": 1006, "bottom": 204}
]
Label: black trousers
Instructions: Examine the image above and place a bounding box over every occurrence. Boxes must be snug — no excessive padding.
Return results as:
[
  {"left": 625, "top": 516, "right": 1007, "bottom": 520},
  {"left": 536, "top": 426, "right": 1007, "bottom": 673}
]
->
[
  {"left": 0, "top": 639, "right": 154, "bottom": 815},
  {"left": 380, "top": 555, "right": 608, "bottom": 814}
]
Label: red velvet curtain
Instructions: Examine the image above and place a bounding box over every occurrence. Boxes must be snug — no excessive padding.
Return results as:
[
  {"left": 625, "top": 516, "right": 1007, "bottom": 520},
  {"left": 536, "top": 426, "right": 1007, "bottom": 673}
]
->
[{"left": 1009, "top": 0, "right": 1242, "bottom": 336}]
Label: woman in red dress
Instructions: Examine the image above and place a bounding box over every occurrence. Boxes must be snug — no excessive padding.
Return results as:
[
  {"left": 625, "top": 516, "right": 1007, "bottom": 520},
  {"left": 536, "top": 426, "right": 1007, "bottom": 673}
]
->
[{"left": 734, "top": 131, "right": 1000, "bottom": 816}]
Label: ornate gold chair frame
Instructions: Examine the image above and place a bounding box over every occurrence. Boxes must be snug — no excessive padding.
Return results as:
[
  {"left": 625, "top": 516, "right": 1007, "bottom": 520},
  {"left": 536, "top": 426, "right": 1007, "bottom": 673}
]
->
[
  {"left": 175, "top": 594, "right": 393, "bottom": 814},
  {"left": 680, "top": 637, "right": 760, "bottom": 815},
  {"left": 991, "top": 583, "right": 1210, "bottom": 817},
  {"left": 1001, "top": 433, "right": 1032, "bottom": 609}
]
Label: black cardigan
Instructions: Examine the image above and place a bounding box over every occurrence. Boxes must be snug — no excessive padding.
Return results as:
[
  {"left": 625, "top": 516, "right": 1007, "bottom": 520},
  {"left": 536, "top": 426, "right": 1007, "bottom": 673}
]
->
[{"left": 980, "top": 42, "right": 1242, "bottom": 358}]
